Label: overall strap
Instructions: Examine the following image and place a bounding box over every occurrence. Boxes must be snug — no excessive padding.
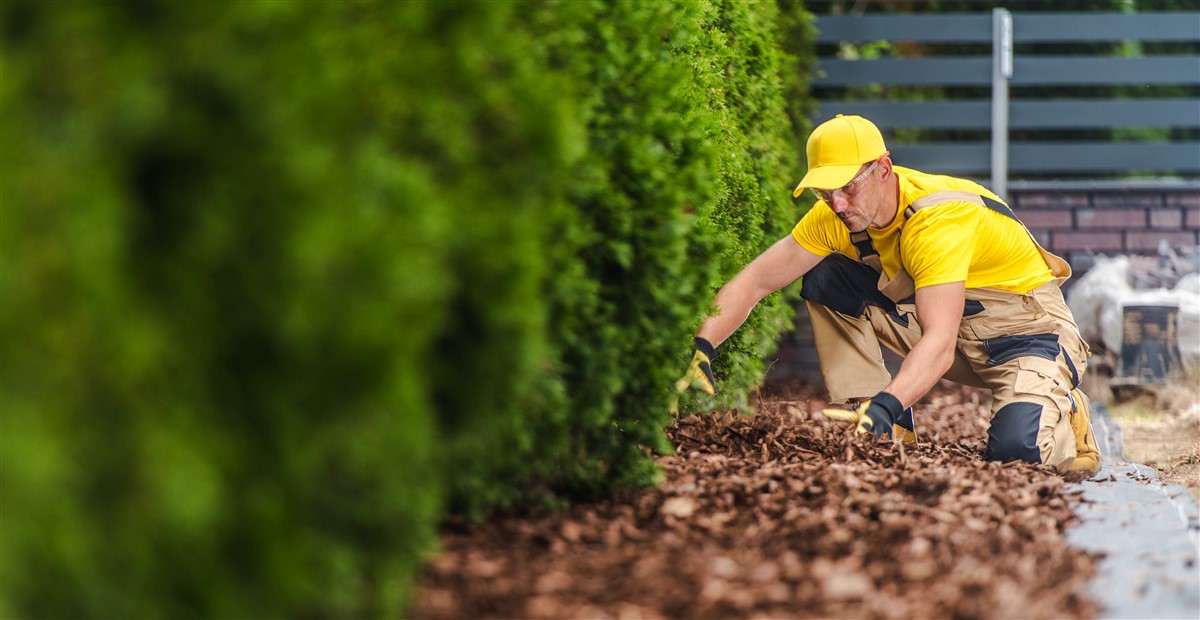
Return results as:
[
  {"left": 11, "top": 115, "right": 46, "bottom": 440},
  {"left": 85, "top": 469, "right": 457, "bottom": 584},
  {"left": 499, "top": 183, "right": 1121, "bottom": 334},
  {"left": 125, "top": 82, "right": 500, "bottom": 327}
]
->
[
  {"left": 906, "top": 190, "right": 1020, "bottom": 222},
  {"left": 849, "top": 229, "right": 914, "bottom": 303},
  {"left": 849, "top": 230, "right": 883, "bottom": 271}
]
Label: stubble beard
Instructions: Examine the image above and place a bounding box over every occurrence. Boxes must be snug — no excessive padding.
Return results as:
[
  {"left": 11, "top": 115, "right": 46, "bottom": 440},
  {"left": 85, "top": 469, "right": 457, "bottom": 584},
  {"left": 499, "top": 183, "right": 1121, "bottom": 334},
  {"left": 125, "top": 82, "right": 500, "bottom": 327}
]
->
[{"left": 840, "top": 216, "right": 867, "bottom": 234}]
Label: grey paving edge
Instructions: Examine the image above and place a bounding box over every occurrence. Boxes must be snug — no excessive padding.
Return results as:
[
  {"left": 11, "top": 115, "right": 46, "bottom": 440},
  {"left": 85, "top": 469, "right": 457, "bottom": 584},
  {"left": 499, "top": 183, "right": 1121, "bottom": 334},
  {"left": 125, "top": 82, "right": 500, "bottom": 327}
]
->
[{"left": 1067, "top": 403, "right": 1200, "bottom": 620}]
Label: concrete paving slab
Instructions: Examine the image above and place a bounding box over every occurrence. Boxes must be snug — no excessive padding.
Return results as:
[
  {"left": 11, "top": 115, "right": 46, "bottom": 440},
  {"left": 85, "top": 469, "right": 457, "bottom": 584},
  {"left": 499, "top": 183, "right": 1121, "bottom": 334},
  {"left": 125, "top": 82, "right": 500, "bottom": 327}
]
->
[{"left": 1068, "top": 403, "right": 1200, "bottom": 620}]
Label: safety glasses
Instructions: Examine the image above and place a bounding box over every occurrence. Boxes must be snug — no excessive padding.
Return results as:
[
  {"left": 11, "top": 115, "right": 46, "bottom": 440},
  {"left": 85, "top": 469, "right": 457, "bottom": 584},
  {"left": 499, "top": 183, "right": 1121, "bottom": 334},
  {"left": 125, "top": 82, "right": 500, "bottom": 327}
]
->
[{"left": 811, "top": 160, "right": 879, "bottom": 204}]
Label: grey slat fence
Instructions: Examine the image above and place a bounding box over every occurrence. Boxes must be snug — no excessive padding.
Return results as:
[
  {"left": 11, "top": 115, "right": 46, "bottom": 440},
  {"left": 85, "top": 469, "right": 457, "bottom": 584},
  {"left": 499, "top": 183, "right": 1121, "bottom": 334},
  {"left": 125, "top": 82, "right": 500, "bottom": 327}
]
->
[{"left": 812, "top": 11, "right": 1200, "bottom": 199}]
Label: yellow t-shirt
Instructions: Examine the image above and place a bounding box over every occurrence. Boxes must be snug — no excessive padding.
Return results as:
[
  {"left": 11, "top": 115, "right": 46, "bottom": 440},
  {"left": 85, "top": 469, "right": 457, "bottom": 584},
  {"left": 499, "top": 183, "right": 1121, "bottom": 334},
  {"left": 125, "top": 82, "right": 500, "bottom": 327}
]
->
[{"left": 791, "top": 167, "right": 1054, "bottom": 294}]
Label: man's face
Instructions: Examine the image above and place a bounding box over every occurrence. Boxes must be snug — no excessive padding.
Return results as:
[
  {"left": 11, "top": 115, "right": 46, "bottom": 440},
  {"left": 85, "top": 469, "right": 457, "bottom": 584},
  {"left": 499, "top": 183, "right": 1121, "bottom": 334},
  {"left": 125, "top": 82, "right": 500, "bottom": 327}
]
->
[{"left": 817, "top": 159, "right": 881, "bottom": 233}]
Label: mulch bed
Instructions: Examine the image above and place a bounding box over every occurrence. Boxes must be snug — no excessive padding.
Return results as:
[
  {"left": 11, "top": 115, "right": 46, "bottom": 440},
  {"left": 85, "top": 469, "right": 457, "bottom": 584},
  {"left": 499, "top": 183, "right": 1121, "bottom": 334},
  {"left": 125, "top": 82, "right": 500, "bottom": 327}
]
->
[{"left": 411, "top": 381, "right": 1099, "bottom": 619}]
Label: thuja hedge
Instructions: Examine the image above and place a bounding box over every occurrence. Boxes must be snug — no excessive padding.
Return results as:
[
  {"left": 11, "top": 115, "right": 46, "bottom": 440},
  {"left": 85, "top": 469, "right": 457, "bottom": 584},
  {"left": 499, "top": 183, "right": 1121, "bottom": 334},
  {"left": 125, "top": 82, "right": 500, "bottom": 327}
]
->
[{"left": 0, "top": 0, "right": 815, "bottom": 616}]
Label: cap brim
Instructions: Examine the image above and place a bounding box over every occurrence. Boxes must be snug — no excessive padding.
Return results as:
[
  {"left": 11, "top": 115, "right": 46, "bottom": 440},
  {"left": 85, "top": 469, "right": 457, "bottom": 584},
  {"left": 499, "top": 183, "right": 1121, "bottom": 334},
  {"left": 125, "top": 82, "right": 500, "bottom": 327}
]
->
[{"left": 791, "top": 164, "right": 864, "bottom": 198}]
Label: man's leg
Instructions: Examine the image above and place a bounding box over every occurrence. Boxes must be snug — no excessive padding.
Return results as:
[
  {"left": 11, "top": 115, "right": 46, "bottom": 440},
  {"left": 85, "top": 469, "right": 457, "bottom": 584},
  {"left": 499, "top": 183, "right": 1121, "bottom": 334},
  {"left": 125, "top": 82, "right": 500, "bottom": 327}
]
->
[
  {"left": 959, "top": 285, "right": 1099, "bottom": 474},
  {"left": 1033, "top": 283, "right": 1100, "bottom": 473},
  {"left": 975, "top": 353, "right": 1078, "bottom": 471}
]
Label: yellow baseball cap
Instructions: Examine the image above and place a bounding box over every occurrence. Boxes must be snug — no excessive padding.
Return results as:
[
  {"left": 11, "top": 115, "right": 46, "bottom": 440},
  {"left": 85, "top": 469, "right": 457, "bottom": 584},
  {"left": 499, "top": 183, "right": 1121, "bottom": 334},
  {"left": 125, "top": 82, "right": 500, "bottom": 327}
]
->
[{"left": 792, "top": 114, "right": 888, "bottom": 198}]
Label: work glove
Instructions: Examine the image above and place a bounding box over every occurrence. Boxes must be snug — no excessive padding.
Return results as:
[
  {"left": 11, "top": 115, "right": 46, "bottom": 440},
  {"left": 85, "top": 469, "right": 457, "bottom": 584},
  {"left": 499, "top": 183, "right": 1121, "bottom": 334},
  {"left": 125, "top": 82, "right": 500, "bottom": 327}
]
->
[
  {"left": 674, "top": 337, "right": 717, "bottom": 396},
  {"left": 892, "top": 405, "right": 917, "bottom": 445},
  {"left": 822, "top": 392, "right": 916, "bottom": 444}
]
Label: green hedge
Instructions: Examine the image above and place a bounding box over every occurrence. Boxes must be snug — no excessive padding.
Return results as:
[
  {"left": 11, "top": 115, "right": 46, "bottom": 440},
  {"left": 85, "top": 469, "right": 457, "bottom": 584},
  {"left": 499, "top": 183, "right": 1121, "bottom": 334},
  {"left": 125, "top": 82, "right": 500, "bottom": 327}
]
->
[{"left": 0, "top": 1, "right": 815, "bottom": 616}]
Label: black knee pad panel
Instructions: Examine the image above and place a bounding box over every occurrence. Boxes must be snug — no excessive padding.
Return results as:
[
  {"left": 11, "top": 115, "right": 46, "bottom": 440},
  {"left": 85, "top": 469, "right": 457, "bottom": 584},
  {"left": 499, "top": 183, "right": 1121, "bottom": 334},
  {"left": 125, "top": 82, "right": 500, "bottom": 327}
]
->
[{"left": 984, "top": 401, "right": 1043, "bottom": 463}]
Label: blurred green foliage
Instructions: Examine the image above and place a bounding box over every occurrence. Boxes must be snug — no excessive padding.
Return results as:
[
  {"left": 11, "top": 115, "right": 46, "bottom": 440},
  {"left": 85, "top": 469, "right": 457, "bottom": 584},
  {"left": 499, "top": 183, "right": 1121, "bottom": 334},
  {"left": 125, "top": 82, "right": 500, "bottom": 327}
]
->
[{"left": 0, "top": 0, "right": 814, "bottom": 616}]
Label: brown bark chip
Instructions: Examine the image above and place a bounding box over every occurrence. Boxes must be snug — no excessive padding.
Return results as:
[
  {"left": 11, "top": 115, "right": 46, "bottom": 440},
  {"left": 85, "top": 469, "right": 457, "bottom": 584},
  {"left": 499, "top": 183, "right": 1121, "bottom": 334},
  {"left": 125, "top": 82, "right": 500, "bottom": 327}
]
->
[{"left": 411, "top": 383, "right": 1099, "bottom": 619}]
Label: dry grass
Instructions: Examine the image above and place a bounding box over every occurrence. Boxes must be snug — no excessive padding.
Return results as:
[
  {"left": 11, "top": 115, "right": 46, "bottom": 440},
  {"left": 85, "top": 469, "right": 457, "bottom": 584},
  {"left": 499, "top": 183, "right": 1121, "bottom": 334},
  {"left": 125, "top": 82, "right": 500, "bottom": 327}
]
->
[{"left": 1107, "top": 366, "right": 1200, "bottom": 500}]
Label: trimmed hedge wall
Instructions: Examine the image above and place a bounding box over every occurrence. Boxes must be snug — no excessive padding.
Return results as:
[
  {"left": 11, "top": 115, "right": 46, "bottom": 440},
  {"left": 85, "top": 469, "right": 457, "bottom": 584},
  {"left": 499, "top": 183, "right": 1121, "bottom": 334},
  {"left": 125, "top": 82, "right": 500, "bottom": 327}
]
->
[{"left": 0, "top": 1, "right": 815, "bottom": 616}]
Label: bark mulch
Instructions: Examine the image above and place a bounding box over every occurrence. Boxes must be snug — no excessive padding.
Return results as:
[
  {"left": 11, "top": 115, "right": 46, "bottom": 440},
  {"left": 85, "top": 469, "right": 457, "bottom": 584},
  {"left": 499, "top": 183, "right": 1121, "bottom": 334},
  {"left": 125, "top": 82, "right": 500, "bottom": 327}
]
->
[{"left": 411, "top": 382, "right": 1099, "bottom": 619}]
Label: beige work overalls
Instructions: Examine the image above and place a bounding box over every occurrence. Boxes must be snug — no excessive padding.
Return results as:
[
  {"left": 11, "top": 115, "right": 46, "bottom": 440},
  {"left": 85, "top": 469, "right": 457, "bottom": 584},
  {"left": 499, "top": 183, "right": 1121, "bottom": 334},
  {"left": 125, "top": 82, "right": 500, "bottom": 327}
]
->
[{"left": 800, "top": 191, "right": 1091, "bottom": 471}]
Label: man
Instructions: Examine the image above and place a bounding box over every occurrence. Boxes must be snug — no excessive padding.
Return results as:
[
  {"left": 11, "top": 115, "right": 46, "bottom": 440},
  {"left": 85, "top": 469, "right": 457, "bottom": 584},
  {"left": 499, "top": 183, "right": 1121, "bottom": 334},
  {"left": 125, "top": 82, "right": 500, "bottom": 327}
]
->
[{"left": 677, "top": 114, "right": 1100, "bottom": 475}]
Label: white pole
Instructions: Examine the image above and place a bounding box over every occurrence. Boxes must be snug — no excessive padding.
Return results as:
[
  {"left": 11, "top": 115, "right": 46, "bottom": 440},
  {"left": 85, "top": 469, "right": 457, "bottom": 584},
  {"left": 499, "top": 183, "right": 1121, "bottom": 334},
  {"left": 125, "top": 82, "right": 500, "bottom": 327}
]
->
[{"left": 992, "top": 8, "right": 1012, "bottom": 200}]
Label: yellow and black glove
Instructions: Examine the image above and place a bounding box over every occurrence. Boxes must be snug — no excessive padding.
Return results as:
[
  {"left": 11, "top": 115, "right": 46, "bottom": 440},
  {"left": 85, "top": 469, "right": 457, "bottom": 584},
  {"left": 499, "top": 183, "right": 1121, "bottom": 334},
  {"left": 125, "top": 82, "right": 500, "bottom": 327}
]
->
[
  {"left": 892, "top": 405, "right": 917, "bottom": 445},
  {"left": 674, "top": 337, "right": 717, "bottom": 396},
  {"left": 821, "top": 392, "right": 916, "bottom": 444}
]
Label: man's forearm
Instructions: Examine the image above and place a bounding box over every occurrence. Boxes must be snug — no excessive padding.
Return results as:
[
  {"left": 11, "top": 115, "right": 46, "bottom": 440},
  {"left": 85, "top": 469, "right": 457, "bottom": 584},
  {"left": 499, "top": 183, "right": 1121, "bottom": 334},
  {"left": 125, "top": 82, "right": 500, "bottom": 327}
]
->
[
  {"left": 884, "top": 334, "right": 956, "bottom": 408},
  {"left": 695, "top": 278, "right": 763, "bottom": 348},
  {"left": 693, "top": 235, "right": 821, "bottom": 351},
  {"left": 884, "top": 281, "right": 967, "bottom": 408}
]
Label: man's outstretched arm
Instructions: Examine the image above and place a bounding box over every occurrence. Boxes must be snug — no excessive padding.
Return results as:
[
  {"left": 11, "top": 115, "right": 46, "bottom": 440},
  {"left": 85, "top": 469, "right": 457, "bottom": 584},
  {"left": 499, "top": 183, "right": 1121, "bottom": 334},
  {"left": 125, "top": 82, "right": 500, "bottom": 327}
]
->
[
  {"left": 697, "top": 235, "right": 823, "bottom": 348},
  {"left": 676, "top": 236, "right": 822, "bottom": 396}
]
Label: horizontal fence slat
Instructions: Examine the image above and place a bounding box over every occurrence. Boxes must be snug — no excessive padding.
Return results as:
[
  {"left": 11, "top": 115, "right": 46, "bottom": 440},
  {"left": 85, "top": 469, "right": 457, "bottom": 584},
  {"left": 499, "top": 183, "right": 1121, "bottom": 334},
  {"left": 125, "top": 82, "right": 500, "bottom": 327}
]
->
[
  {"left": 815, "top": 58, "right": 991, "bottom": 86},
  {"left": 1012, "top": 56, "right": 1200, "bottom": 85},
  {"left": 815, "top": 100, "right": 1200, "bottom": 129},
  {"left": 815, "top": 102, "right": 991, "bottom": 128},
  {"left": 1009, "top": 142, "right": 1200, "bottom": 172},
  {"left": 814, "top": 14, "right": 992, "bottom": 43},
  {"left": 1013, "top": 12, "right": 1200, "bottom": 42},
  {"left": 891, "top": 144, "right": 991, "bottom": 173},
  {"left": 892, "top": 142, "right": 1200, "bottom": 174},
  {"left": 816, "top": 12, "right": 1200, "bottom": 43},
  {"left": 1011, "top": 100, "right": 1200, "bottom": 128},
  {"left": 817, "top": 56, "right": 1200, "bottom": 87}
]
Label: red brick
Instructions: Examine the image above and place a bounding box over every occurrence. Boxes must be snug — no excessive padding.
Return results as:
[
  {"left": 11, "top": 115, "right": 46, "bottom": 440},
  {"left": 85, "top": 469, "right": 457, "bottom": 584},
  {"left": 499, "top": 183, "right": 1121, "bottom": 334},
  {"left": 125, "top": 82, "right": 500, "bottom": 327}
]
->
[
  {"left": 1012, "top": 192, "right": 1089, "bottom": 208},
  {"left": 1031, "top": 230, "right": 1052, "bottom": 247},
  {"left": 1053, "top": 231, "right": 1123, "bottom": 252},
  {"left": 1075, "top": 208, "right": 1145, "bottom": 229},
  {"left": 1165, "top": 192, "right": 1200, "bottom": 208},
  {"left": 1148, "top": 208, "right": 1183, "bottom": 229},
  {"left": 1092, "top": 192, "right": 1163, "bottom": 208},
  {"left": 1187, "top": 208, "right": 1200, "bottom": 230},
  {"left": 1124, "top": 231, "right": 1198, "bottom": 252},
  {"left": 1016, "top": 208, "right": 1072, "bottom": 229}
]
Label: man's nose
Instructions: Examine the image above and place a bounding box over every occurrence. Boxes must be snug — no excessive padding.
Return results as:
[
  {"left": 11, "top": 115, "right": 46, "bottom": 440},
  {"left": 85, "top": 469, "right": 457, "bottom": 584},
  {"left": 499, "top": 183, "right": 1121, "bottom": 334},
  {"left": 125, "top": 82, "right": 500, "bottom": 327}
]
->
[{"left": 829, "top": 191, "right": 850, "bottom": 211}]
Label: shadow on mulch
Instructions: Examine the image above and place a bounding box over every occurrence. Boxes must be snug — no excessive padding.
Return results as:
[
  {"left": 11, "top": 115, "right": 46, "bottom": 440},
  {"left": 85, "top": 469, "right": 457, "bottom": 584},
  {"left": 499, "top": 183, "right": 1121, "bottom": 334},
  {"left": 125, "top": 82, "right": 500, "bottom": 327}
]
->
[{"left": 411, "top": 382, "right": 1099, "bottom": 620}]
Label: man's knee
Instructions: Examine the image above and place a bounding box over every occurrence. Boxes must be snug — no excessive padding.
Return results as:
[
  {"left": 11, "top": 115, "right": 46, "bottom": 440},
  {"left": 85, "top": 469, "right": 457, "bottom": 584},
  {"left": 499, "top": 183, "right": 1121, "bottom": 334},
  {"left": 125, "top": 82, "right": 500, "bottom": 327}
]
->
[
  {"left": 984, "top": 401, "right": 1043, "bottom": 463},
  {"left": 800, "top": 253, "right": 892, "bottom": 317}
]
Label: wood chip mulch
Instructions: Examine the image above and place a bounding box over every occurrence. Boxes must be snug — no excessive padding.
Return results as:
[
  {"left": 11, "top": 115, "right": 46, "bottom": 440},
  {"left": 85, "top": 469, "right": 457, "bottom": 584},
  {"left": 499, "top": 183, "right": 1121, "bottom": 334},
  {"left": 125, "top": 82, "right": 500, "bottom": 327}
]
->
[{"left": 411, "top": 382, "right": 1099, "bottom": 619}]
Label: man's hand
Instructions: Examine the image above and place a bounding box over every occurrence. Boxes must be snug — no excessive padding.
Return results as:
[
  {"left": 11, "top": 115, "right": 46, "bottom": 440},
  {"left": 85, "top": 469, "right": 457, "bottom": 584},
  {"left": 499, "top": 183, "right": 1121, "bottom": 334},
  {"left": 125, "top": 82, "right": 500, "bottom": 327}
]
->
[
  {"left": 675, "top": 337, "right": 717, "bottom": 396},
  {"left": 821, "top": 392, "right": 905, "bottom": 438}
]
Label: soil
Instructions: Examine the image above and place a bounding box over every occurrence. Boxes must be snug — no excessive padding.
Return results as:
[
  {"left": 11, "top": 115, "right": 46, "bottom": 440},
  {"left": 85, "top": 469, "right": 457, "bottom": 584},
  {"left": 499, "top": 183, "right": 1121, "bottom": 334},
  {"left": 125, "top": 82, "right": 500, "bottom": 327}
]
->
[{"left": 411, "top": 381, "right": 1099, "bottom": 620}]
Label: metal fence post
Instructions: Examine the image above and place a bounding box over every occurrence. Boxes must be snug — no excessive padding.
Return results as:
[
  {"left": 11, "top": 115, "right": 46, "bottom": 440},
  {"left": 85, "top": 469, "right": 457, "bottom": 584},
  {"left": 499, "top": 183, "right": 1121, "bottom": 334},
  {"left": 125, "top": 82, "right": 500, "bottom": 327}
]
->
[{"left": 991, "top": 8, "right": 1012, "bottom": 200}]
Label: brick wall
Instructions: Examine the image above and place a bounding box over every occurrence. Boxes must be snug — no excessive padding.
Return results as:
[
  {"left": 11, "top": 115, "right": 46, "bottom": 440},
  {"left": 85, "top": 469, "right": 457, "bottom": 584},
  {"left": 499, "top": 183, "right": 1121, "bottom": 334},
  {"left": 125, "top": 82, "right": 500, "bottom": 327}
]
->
[
  {"left": 1011, "top": 187, "right": 1200, "bottom": 276},
  {"left": 764, "top": 185, "right": 1200, "bottom": 384}
]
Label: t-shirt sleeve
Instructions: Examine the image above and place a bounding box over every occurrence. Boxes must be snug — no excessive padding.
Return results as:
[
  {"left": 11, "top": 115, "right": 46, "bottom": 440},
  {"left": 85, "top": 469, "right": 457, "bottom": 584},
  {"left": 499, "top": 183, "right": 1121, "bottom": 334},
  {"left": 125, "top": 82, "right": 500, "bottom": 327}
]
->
[
  {"left": 791, "top": 202, "right": 850, "bottom": 258},
  {"left": 900, "top": 205, "right": 977, "bottom": 289}
]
